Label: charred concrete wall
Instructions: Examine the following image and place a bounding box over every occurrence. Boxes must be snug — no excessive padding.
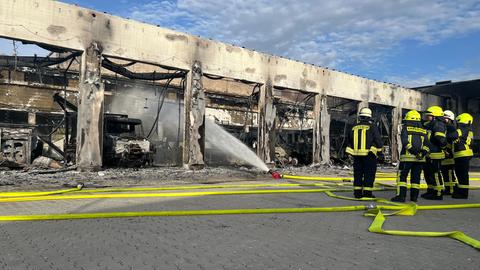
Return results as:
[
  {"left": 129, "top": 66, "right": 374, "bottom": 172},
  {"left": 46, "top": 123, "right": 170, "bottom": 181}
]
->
[
  {"left": 0, "top": 0, "right": 444, "bottom": 170},
  {"left": 0, "top": 65, "right": 443, "bottom": 168}
]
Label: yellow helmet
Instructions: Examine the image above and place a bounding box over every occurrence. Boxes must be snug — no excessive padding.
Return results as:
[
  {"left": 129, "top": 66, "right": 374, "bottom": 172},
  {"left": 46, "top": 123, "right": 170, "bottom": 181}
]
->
[
  {"left": 425, "top": 106, "right": 444, "bottom": 117},
  {"left": 456, "top": 113, "right": 473, "bottom": 125},
  {"left": 404, "top": 110, "right": 421, "bottom": 121},
  {"left": 359, "top": 107, "right": 372, "bottom": 118}
]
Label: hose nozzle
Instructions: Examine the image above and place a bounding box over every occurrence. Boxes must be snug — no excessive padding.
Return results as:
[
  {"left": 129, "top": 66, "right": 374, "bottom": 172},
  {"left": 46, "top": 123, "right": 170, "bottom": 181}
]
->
[
  {"left": 76, "top": 183, "right": 84, "bottom": 190},
  {"left": 268, "top": 170, "right": 282, "bottom": 180}
]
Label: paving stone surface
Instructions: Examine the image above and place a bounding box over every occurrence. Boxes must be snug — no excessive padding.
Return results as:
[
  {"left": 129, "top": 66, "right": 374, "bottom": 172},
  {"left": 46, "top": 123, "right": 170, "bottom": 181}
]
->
[{"left": 0, "top": 186, "right": 478, "bottom": 270}]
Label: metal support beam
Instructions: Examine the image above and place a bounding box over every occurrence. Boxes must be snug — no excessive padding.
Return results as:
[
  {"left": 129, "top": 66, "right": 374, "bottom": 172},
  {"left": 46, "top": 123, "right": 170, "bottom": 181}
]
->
[
  {"left": 183, "top": 61, "right": 205, "bottom": 169},
  {"left": 257, "top": 80, "right": 276, "bottom": 164},
  {"left": 313, "top": 94, "right": 330, "bottom": 164},
  {"left": 76, "top": 42, "right": 104, "bottom": 171}
]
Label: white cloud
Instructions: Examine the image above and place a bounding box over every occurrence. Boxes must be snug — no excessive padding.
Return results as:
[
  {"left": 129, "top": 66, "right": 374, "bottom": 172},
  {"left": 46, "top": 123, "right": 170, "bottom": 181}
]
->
[
  {"left": 129, "top": 0, "right": 480, "bottom": 70},
  {"left": 385, "top": 67, "right": 480, "bottom": 87},
  {"left": 386, "top": 55, "right": 480, "bottom": 87}
]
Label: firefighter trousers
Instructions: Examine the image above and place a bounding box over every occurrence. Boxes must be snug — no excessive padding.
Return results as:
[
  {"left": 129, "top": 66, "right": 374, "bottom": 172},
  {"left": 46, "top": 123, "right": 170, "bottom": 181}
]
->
[
  {"left": 423, "top": 158, "right": 444, "bottom": 196},
  {"left": 353, "top": 154, "right": 377, "bottom": 197},
  {"left": 454, "top": 157, "right": 470, "bottom": 198},
  {"left": 396, "top": 162, "right": 422, "bottom": 200},
  {"left": 441, "top": 164, "right": 457, "bottom": 195}
]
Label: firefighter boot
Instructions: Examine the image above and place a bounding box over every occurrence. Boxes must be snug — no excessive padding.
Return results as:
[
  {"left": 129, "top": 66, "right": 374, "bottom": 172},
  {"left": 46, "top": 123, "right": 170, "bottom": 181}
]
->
[
  {"left": 391, "top": 186, "right": 407, "bottom": 202},
  {"left": 444, "top": 179, "right": 456, "bottom": 195},
  {"left": 354, "top": 189, "right": 363, "bottom": 199},
  {"left": 452, "top": 187, "right": 468, "bottom": 199},
  {"left": 420, "top": 188, "right": 435, "bottom": 199},
  {"left": 363, "top": 190, "right": 375, "bottom": 198},
  {"left": 410, "top": 188, "right": 419, "bottom": 202},
  {"left": 422, "top": 189, "right": 443, "bottom": 200}
]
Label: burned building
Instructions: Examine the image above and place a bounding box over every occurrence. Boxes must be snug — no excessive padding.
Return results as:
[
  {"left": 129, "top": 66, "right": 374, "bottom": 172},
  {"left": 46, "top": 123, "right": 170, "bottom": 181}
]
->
[
  {"left": 415, "top": 79, "right": 480, "bottom": 155},
  {"left": 0, "top": 0, "right": 442, "bottom": 171}
]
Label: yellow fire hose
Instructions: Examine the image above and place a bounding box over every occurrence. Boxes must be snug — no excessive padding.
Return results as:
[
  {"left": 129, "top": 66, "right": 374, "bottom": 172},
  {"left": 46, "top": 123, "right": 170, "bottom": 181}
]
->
[
  {"left": 0, "top": 181, "right": 478, "bottom": 249},
  {"left": 367, "top": 209, "right": 480, "bottom": 249},
  {"left": 325, "top": 191, "right": 480, "bottom": 249},
  {"left": 282, "top": 174, "right": 480, "bottom": 182},
  {"left": 323, "top": 190, "right": 405, "bottom": 206},
  {"left": 0, "top": 182, "right": 390, "bottom": 199},
  {"left": 73, "top": 183, "right": 344, "bottom": 193},
  {"left": 368, "top": 171, "right": 480, "bottom": 177},
  {"left": 0, "top": 199, "right": 477, "bottom": 248},
  {"left": 0, "top": 186, "right": 83, "bottom": 198},
  {"left": 0, "top": 205, "right": 368, "bottom": 221},
  {"left": 0, "top": 188, "right": 369, "bottom": 203}
]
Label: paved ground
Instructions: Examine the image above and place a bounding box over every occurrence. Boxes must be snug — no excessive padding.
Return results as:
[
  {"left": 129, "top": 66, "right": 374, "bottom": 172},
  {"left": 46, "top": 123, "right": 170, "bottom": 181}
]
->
[{"left": 0, "top": 181, "right": 478, "bottom": 270}]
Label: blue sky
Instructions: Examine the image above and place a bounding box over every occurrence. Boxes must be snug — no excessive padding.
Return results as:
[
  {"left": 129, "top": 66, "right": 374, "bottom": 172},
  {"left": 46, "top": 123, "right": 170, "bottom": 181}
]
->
[{"left": 1, "top": 0, "right": 479, "bottom": 87}]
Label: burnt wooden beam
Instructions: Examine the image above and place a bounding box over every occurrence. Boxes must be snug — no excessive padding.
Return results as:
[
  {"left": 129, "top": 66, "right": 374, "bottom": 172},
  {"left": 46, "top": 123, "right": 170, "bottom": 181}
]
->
[
  {"left": 183, "top": 61, "right": 205, "bottom": 169},
  {"left": 76, "top": 42, "right": 104, "bottom": 171},
  {"left": 37, "top": 135, "right": 65, "bottom": 158}
]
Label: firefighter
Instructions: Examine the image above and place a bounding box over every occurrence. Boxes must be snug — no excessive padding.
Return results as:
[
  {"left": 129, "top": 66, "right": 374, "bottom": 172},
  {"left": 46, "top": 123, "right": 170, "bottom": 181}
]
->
[
  {"left": 391, "top": 110, "right": 429, "bottom": 202},
  {"left": 441, "top": 110, "right": 457, "bottom": 195},
  {"left": 452, "top": 113, "right": 474, "bottom": 199},
  {"left": 346, "top": 107, "right": 383, "bottom": 198},
  {"left": 421, "top": 106, "right": 447, "bottom": 200}
]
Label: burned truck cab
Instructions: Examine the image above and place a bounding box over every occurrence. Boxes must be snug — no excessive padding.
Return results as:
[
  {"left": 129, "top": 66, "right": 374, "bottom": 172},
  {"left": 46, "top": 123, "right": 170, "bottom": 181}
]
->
[
  {"left": 53, "top": 93, "right": 153, "bottom": 167},
  {"left": 103, "top": 114, "right": 153, "bottom": 167}
]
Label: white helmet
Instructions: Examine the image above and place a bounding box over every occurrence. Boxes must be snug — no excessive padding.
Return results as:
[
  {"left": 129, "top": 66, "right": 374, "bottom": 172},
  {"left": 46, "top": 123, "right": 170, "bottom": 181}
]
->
[
  {"left": 359, "top": 107, "right": 372, "bottom": 118},
  {"left": 444, "top": 110, "right": 455, "bottom": 121}
]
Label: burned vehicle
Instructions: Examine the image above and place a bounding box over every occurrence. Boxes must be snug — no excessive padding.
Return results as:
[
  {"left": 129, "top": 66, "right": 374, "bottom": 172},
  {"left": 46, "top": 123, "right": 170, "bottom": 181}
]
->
[
  {"left": 54, "top": 93, "right": 153, "bottom": 167},
  {"left": 103, "top": 114, "right": 152, "bottom": 167},
  {"left": 0, "top": 127, "right": 33, "bottom": 168}
]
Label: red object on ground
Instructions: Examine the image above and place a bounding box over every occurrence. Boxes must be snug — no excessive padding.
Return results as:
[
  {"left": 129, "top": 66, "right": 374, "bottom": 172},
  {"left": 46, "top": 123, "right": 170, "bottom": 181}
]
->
[{"left": 270, "top": 171, "right": 282, "bottom": 180}]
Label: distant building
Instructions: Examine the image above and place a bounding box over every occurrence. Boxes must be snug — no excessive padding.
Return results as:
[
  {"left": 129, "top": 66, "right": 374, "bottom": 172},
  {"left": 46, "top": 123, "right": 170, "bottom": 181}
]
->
[{"left": 414, "top": 79, "right": 480, "bottom": 154}]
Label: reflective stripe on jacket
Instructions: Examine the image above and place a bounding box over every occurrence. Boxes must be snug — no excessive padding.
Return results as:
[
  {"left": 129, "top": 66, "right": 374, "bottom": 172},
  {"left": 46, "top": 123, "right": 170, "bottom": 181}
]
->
[
  {"left": 346, "top": 121, "right": 383, "bottom": 157},
  {"left": 442, "top": 123, "right": 457, "bottom": 165},
  {"left": 399, "top": 122, "right": 429, "bottom": 162},
  {"left": 425, "top": 119, "right": 447, "bottom": 160},
  {"left": 453, "top": 125, "right": 474, "bottom": 158}
]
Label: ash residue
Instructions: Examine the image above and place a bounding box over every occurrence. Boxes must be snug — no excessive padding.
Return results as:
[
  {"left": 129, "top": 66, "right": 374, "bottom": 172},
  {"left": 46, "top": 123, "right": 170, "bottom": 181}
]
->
[
  {"left": 0, "top": 164, "right": 398, "bottom": 191},
  {"left": 0, "top": 166, "right": 266, "bottom": 190}
]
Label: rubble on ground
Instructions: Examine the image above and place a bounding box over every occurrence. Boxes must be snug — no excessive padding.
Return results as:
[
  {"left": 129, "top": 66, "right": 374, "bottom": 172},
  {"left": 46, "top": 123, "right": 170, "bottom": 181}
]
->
[
  {"left": 0, "top": 164, "right": 397, "bottom": 191},
  {"left": 31, "top": 156, "right": 62, "bottom": 169}
]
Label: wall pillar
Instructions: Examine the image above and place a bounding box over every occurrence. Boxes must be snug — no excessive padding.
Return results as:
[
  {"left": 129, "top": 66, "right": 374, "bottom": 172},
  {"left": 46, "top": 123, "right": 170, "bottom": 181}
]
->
[
  {"left": 457, "top": 96, "right": 469, "bottom": 114},
  {"left": 76, "top": 42, "right": 104, "bottom": 171},
  {"left": 313, "top": 94, "right": 330, "bottom": 164},
  {"left": 182, "top": 61, "right": 206, "bottom": 169},
  {"left": 257, "top": 80, "right": 276, "bottom": 164},
  {"left": 27, "top": 112, "right": 36, "bottom": 126},
  {"left": 357, "top": 101, "right": 369, "bottom": 114},
  {"left": 391, "top": 106, "right": 402, "bottom": 164}
]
